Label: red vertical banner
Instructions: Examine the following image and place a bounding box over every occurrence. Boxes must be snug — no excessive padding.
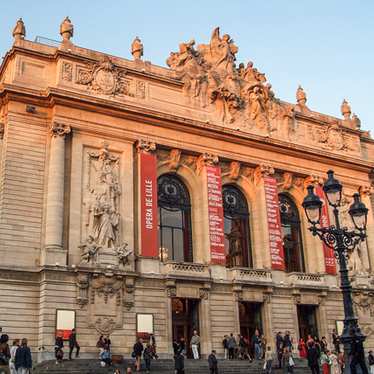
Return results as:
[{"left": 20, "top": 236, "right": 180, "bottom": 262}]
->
[
  {"left": 264, "top": 177, "right": 285, "bottom": 270},
  {"left": 139, "top": 152, "right": 158, "bottom": 257},
  {"left": 315, "top": 185, "right": 336, "bottom": 274},
  {"left": 206, "top": 165, "right": 226, "bottom": 265}
]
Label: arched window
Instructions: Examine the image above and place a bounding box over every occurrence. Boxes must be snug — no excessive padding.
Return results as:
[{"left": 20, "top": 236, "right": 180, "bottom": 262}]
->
[
  {"left": 223, "top": 185, "right": 252, "bottom": 268},
  {"left": 158, "top": 174, "right": 193, "bottom": 262},
  {"left": 279, "top": 193, "right": 305, "bottom": 273}
]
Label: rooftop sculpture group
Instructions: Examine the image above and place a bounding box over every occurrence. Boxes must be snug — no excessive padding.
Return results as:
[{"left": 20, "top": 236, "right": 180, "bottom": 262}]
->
[{"left": 167, "top": 27, "right": 293, "bottom": 132}]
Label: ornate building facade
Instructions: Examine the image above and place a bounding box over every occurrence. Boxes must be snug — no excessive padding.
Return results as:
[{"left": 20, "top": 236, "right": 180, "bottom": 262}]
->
[{"left": 0, "top": 19, "right": 374, "bottom": 361}]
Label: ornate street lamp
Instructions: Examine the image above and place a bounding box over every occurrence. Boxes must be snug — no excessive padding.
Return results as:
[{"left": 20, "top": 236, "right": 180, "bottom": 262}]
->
[{"left": 302, "top": 170, "right": 369, "bottom": 373}]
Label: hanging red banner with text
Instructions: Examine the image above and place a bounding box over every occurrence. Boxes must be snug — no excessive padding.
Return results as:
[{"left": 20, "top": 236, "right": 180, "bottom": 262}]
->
[
  {"left": 140, "top": 152, "right": 158, "bottom": 257},
  {"left": 315, "top": 185, "right": 336, "bottom": 274},
  {"left": 264, "top": 177, "right": 285, "bottom": 270},
  {"left": 206, "top": 165, "right": 226, "bottom": 265}
]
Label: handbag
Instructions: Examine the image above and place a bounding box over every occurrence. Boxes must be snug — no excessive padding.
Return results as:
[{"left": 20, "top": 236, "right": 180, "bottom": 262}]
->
[
  {"left": 131, "top": 351, "right": 136, "bottom": 358},
  {"left": 263, "top": 361, "right": 267, "bottom": 370},
  {"left": 289, "top": 356, "right": 295, "bottom": 367}
]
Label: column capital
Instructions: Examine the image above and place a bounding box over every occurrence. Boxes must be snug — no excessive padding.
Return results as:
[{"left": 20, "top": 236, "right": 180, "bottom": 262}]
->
[
  {"left": 50, "top": 122, "right": 71, "bottom": 138},
  {"left": 136, "top": 139, "right": 156, "bottom": 153},
  {"left": 196, "top": 152, "right": 219, "bottom": 175},
  {"left": 254, "top": 163, "right": 274, "bottom": 185}
]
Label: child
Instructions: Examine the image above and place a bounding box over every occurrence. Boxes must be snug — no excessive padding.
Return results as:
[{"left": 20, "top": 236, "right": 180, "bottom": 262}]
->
[
  {"left": 143, "top": 343, "right": 153, "bottom": 373},
  {"left": 264, "top": 346, "right": 273, "bottom": 374}
]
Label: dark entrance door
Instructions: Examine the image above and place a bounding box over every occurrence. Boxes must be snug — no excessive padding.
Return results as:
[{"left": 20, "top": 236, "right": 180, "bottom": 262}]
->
[
  {"left": 172, "top": 298, "right": 199, "bottom": 358},
  {"left": 297, "top": 305, "right": 319, "bottom": 341},
  {"left": 239, "top": 301, "right": 263, "bottom": 340}
]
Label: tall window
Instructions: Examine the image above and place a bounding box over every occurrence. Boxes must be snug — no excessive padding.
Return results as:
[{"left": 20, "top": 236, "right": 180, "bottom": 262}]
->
[
  {"left": 279, "top": 193, "right": 305, "bottom": 273},
  {"left": 158, "top": 174, "right": 193, "bottom": 262},
  {"left": 223, "top": 185, "right": 252, "bottom": 268}
]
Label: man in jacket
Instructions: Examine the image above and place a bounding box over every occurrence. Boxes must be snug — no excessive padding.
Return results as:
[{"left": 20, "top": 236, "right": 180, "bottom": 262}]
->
[
  {"left": 14, "top": 338, "right": 32, "bottom": 374},
  {"left": 307, "top": 342, "right": 320, "bottom": 374},
  {"left": 208, "top": 350, "right": 218, "bottom": 374},
  {"left": 68, "top": 328, "right": 80, "bottom": 360}
]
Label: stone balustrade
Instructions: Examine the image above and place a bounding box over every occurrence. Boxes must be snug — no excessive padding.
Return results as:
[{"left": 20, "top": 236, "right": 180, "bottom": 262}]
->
[
  {"left": 162, "top": 261, "right": 211, "bottom": 279},
  {"left": 228, "top": 267, "right": 273, "bottom": 284},
  {"left": 288, "top": 272, "right": 325, "bottom": 287}
]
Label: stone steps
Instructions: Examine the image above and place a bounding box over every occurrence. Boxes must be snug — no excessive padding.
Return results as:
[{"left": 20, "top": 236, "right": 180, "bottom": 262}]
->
[{"left": 34, "top": 358, "right": 310, "bottom": 374}]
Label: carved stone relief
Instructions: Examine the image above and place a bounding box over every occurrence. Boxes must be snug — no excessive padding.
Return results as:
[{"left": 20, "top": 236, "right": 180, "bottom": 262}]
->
[
  {"left": 62, "top": 61, "right": 73, "bottom": 82},
  {"left": 80, "top": 142, "right": 134, "bottom": 271},
  {"left": 75, "top": 55, "right": 146, "bottom": 98}
]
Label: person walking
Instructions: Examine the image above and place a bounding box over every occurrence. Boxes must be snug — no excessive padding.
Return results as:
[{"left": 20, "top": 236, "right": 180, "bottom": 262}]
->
[
  {"left": 307, "top": 342, "right": 320, "bottom": 374},
  {"left": 368, "top": 350, "right": 374, "bottom": 374},
  {"left": 252, "top": 329, "right": 261, "bottom": 360},
  {"left": 282, "top": 347, "right": 294, "bottom": 373},
  {"left": 133, "top": 337, "right": 144, "bottom": 372},
  {"left": 54, "top": 336, "right": 64, "bottom": 364},
  {"left": 143, "top": 343, "right": 153, "bottom": 373},
  {"left": 68, "top": 328, "right": 80, "bottom": 360},
  {"left": 14, "top": 338, "right": 32, "bottom": 374},
  {"left": 190, "top": 330, "right": 200, "bottom": 360},
  {"left": 208, "top": 350, "right": 218, "bottom": 374},
  {"left": 0, "top": 334, "right": 10, "bottom": 374},
  {"left": 264, "top": 346, "right": 274, "bottom": 374},
  {"left": 9, "top": 339, "right": 19, "bottom": 374},
  {"left": 349, "top": 334, "right": 368, "bottom": 374},
  {"left": 227, "top": 333, "right": 236, "bottom": 360}
]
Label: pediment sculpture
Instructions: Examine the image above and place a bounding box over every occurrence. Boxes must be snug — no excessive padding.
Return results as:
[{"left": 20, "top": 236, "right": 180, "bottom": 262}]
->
[{"left": 167, "top": 27, "right": 291, "bottom": 134}]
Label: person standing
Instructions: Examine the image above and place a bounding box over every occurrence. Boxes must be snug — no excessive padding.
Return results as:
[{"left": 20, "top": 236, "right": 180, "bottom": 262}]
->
[
  {"left": 149, "top": 333, "right": 158, "bottom": 359},
  {"left": 320, "top": 337, "right": 328, "bottom": 353},
  {"left": 222, "top": 335, "right": 228, "bottom": 360},
  {"left": 264, "top": 346, "right": 274, "bottom": 374},
  {"left": 143, "top": 343, "right": 153, "bottom": 374},
  {"left": 282, "top": 347, "right": 294, "bottom": 373},
  {"left": 252, "top": 329, "right": 261, "bottom": 360},
  {"left": 9, "top": 339, "right": 19, "bottom": 374},
  {"left": 190, "top": 330, "right": 200, "bottom": 360},
  {"left": 227, "top": 333, "right": 236, "bottom": 360},
  {"left": 276, "top": 332, "right": 284, "bottom": 369},
  {"left": 320, "top": 350, "right": 332, "bottom": 374},
  {"left": 208, "top": 350, "right": 218, "bottom": 374},
  {"left": 68, "top": 328, "right": 80, "bottom": 360},
  {"left": 330, "top": 351, "right": 341, "bottom": 374},
  {"left": 298, "top": 338, "right": 307, "bottom": 359},
  {"left": 14, "top": 338, "right": 32, "bottom": 374},
  {"left": 174, "top": 351, "right": 185, "bottom": 374},
  {"left": 283, "top": 331, "right": 293, "bottom": 352},
  {"left": 332, "top": 330, "right": 340, "bottom": 353},
  {"left": 307, "top": 342, "right": 320, "bottom": 374},
  {"left": 0, "top": 334, "right": 10, "bottom": 374},
  {"left": 133, "top": 337, "right": 144, "bottom": 372},
  {"left": 368, "top": 350, "right": 374, "bottom": 374}
]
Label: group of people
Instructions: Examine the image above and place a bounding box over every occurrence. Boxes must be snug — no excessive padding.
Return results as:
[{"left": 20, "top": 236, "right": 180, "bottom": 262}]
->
[
  {"left": 0, "top": 334, "right": 32, "bottom": 374},
  {"left": 222, "top": 329, "right": 266, "bottom": 361}
]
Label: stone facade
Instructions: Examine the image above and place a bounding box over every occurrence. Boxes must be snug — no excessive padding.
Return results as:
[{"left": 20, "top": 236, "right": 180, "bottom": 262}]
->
[{"left": 0, "top": 21, "right": 374, "bottom": 362}]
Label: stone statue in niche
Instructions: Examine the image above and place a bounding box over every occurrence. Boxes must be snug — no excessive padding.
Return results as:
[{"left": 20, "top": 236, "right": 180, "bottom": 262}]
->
[
  {"left": 87, "top": 143, "right": 121, "bottom": 248},
  {"left": 115, "top": 243, "right": 134, "bottom": 266},
  {"left": 226, "top": 220, "right": 242, "bottom": 267}
]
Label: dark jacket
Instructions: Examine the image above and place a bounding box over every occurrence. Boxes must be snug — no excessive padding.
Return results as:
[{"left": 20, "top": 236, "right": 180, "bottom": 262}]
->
[
  {"left": 284, "top": 335, "right": 292, "bottom": 348},
  {"left": 0, "top": 342, "right": 10, "bottom": 364},
  {"left": 133, "top": 342, "right": 144, "bottom": 356},
  {"left": 15, "top": 345, "right": 32, "bottom": 370},
  {"left": 174, "top": 353, "right": 184, "bottom": 371},
  {"left": 276, "top": 335, "right": 284, "bottom": 350},
  {"left": 307, "top": 346, "right": 320, "bottom": 367},
  {"left": 143, "top": 347, "right": 153, "bottom": 361},
  {"left": 68, "top": 332, "right": 78, "bottom": 348},
  {"left": 55, "top": 337, "right": 64, "bottom": 350},
  {"left": 208, "top": 353, "right": 218, "bottom": 369}
]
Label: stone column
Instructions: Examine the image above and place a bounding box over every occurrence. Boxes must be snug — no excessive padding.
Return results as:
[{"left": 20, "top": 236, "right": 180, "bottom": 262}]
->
[
  {"left": 360, "top": 186, "right": 374, "bottom": 272},
  {"left": 199, "top": 285, "right": 212, "bottom": 358},
  {"left": 262, "top": 289, "right": 274, "bottom": 350},
  {"left": 43, "top": 122, "right": 71, "bottom": 265}
]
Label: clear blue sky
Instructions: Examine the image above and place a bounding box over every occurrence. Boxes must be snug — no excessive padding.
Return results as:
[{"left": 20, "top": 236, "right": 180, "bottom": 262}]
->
[{"left": 1, "top": 1, "right": 373, "bottom": 134}]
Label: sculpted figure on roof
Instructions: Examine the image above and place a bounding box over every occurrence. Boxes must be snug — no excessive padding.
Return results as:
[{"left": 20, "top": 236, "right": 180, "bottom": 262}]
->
[{"left": 167, "top": 27, "right": 292, "bottom": 132}]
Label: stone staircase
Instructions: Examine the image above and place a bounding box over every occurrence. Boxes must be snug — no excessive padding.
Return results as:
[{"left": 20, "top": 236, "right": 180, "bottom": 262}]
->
[{"left": 34, "top": 358, "right": 310, "bottom": 373}]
